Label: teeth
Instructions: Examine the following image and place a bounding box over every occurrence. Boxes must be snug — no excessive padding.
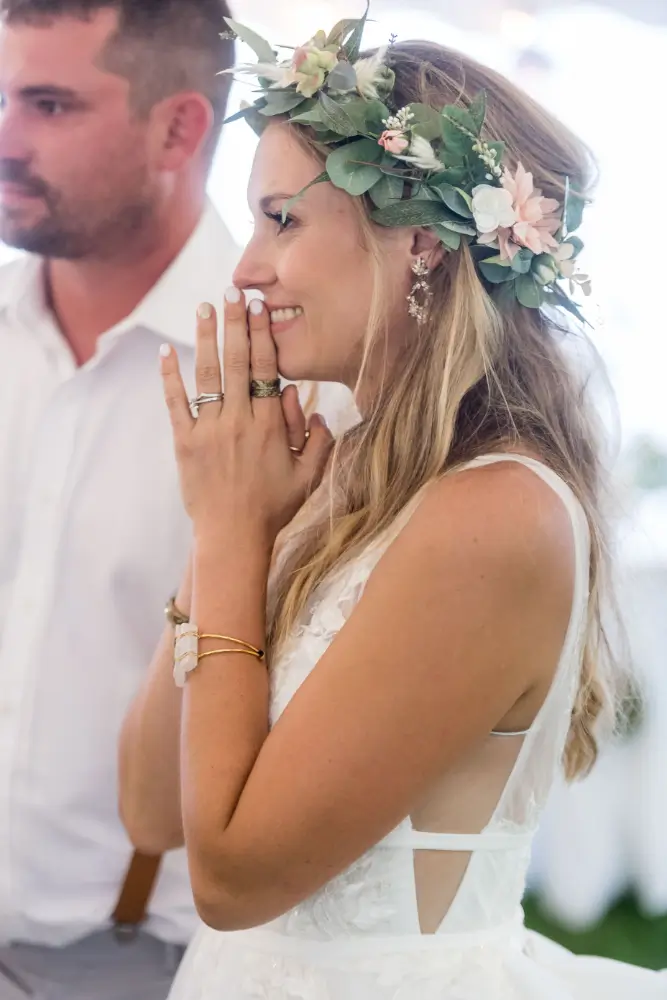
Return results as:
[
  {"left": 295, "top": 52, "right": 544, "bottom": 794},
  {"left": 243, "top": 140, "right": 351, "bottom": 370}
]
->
[{"left": 270, "top": 306, "right": 303, "bottom": 324}]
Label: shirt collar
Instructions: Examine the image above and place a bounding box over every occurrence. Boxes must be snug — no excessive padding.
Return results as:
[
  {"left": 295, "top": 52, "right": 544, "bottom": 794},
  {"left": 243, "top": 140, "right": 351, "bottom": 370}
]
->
[{"left": 0, "top": 199, "right": 239, "bottom": 350}]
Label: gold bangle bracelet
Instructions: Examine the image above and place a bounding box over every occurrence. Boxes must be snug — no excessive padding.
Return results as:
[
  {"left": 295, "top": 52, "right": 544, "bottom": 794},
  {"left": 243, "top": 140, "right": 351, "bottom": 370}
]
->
[
  {"left": 199, "top": 633, "right": 265, "bottom": 659},
  {"left": 197, "top": 648, "right": 264, "bottom": 662}
]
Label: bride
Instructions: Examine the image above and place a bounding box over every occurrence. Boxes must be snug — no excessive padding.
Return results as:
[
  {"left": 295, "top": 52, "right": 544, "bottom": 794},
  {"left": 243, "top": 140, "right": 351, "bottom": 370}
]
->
[{"left": 119, "top": 10, "right": 666, "bottom": 998}]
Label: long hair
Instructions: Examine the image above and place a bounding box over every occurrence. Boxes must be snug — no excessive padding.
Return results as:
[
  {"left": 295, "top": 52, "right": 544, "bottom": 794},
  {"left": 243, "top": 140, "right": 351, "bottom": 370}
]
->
[{"left": 269, "top": 41, "right": 623, "bottom": 781}]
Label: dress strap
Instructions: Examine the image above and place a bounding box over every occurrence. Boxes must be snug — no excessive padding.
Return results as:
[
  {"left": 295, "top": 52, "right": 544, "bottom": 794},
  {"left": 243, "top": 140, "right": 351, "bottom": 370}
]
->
[{"left": 380, "top": 828, "right": 534, "bottom": 852}]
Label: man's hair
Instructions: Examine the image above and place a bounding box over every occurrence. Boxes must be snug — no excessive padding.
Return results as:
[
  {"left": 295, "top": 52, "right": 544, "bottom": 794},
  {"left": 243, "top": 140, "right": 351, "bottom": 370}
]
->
[{"left": 0, "top": 0, "right": 235, "bottom": 151}]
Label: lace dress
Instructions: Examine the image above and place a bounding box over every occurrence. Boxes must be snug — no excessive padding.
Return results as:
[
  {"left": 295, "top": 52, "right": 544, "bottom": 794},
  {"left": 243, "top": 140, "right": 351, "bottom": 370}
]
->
[{"left": 169, "top": 455, "right": 667, "bottom": 1000}]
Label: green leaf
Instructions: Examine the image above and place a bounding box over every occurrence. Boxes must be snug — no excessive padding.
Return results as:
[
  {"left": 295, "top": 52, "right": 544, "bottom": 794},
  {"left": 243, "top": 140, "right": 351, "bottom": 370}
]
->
[
  {"left": 437, "top": 218, "right": 477, "bottom": 235},
  {"left": 511, "top": 248, "right": 534, "bottom": 274},
  {"left": 326, "top": 61, "right": 358, "bottom": 93},
  {"left": 563, "top": 235, "right": 584, "bottom": 257},
  {"left": 432, "top": 225, "right": 462, "bottom": 251},
  {"left": 563, "top": 177, "right": 585, "bottom": 234},
  {"left": 223, "top": 101, "right": 266, "bottom": 126},
  {"left": 434, "top": 183, "right": 473, "bottom": 219},
  {"left": 468, "top": 92, "right": 487, "bottom": 134},
  {"left": 430, "top": 166, "right": 467, "bottom": 187},
  {"left": 372, "top": 200, "right": 453, "bottom": 228},
  {"left": 368, "top": 173, "right": 405, "bottom": 209},
  {"left": 224, "top": 18, "right": 276, "bottom": 64},
  {"left": 362, "top": 100, "right": 391, "bottom": 134},
  {"left": 259, "top": 92, "right": 306, "bottom": 116},
  {"left": 327, "top": 17, "right": 359, "bottom": 48},
  {"left": 409, "top": 104, "right": 443, "bottom": 142},
  {"left": 515, "top": 273, "right": 542, "bottom": 308},
  {"left": 318, "top": 92, "right": 359, "bottom": 136},
  {"left": 442, "top": 105, "right": 478, "bottom": 139},
  {"left": 326, "top": 140, "right": 382, "bottom": 195},
  {"left": 479, "top": 259, "right": 515, "bottom": 284},
  {"left": 282, "top": 172, "right": 329, "bottom": 220},
  {"left": 289, "top": 109, "right": 324, "bottom": 126},
  {"left": 343, "top": 0, "right": 370, "bottom": 62}
]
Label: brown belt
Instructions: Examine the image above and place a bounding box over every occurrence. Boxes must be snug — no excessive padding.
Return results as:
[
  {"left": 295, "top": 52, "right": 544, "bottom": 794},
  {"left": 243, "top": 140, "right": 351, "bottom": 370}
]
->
[{"left": 112, "top": 851, "right": 162, "bottom": 941}]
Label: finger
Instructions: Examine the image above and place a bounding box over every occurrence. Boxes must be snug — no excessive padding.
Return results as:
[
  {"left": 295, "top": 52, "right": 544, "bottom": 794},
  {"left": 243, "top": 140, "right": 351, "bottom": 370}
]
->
[
  {"left": 248, "top": 298, "right": 280, "bottom": 409},
  {"left": 222, "top": 285, "right": 251, "bottom": 410},
  {"left": 298, "top": 413, "right": 334, "bottom": 490},
  {"left": 281, "top": 384, "right": 308, "bottom": 452},
  {"left": 160, "top": 343, "right": 195, "bottom": 438},
  {"left": 194, "top": 302, "right": 222, "bottom": 421}
]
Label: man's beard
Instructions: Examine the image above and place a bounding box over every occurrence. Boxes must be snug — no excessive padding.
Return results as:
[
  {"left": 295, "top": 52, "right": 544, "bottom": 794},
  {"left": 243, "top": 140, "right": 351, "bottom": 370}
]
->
[{"left": 0, "top": 158, "right": 154, "bottom": 259}]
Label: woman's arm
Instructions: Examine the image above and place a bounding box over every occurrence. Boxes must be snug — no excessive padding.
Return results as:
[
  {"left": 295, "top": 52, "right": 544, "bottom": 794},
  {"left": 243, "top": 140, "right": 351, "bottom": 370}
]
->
[
  {"left": 118, "top": 561, "right": 192, "bottom": 853},
  {"left": 180, "top": 463, "right": 575, "bottom": 932}
]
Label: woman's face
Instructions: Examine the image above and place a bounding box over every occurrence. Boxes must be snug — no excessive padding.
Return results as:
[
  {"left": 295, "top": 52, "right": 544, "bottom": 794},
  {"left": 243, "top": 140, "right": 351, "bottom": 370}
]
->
[{"left": 233, "top": 123, "right": 416, "bottom": 388}]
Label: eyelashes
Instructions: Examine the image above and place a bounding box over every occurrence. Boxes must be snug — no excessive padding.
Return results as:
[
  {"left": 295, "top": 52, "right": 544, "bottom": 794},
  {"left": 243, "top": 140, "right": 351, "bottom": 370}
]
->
[{"left": 264, "top": 210, "right": 294, "bottom": 234}]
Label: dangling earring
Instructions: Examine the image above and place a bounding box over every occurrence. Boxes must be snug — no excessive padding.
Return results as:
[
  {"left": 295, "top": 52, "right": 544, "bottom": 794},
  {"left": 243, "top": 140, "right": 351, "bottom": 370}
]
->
[{"left": 407, "top": 257, "right": 431, "bottom": 326}]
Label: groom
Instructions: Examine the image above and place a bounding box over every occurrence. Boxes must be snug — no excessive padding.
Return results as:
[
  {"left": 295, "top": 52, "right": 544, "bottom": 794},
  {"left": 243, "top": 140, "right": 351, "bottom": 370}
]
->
[{"left": 0, "top": 1, "right": 237, "bottom": 997}]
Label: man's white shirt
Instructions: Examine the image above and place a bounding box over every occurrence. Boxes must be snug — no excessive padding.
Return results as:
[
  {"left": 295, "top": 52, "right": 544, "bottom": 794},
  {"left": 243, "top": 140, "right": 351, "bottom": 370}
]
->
[{"left": 0, "top": 201, "right": 356, "bottom": 947}]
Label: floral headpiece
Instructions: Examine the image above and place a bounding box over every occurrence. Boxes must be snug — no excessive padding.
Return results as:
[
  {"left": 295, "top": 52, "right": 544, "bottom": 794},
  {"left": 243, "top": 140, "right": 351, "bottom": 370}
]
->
[{"left": 221, "top": 4, "right": 590, "bottom": 319}]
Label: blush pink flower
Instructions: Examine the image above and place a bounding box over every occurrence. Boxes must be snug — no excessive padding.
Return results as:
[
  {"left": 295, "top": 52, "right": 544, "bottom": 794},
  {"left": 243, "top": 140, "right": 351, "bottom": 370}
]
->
[
  {"left": 378, "top": 129, "right": 409, "bottom": 155},
  {"left": 499, "top": 162, "right": 562, "bottom": 257}
]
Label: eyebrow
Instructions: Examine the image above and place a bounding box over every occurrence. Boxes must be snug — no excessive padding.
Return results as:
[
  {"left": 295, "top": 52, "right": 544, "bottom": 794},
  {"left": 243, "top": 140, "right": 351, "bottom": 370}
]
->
[
  {"left": 17, "top": 85, "right": 82, "bottom": 101},
  {"left": 259, "top": 194, "right": 298, "bottom": 212}
]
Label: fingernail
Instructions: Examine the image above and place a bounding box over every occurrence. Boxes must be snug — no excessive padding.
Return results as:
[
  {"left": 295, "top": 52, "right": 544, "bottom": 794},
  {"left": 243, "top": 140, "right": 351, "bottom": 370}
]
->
[
  {"left": 249, "top": 298, "right": 264, "bottom": 316},
  {"left": 159, "top": 343, "right": 172, "bottom": 358},
  {"left": 225, "top": 286, "right": 242, "bottom": 304},
  {"left": 198, "top": 302, "right": 213, "bottom": 320}
]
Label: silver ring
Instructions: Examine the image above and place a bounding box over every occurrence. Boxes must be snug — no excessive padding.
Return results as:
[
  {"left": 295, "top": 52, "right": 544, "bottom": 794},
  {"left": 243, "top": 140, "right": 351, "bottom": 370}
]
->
[{"left": 189, "top": 392, "right": 224, "bottom": 417}]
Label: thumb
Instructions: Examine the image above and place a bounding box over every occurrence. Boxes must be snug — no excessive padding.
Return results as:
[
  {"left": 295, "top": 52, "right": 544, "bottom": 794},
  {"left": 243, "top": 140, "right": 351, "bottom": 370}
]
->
[{"left": 299, "top": 413, "right": 334, "bottom": 489}]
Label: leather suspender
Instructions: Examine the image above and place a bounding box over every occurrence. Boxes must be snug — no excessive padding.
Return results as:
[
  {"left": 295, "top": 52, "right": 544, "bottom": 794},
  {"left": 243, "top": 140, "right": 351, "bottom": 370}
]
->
[{"left": 112, "top": 850, "right": 162, "bottom": 940}]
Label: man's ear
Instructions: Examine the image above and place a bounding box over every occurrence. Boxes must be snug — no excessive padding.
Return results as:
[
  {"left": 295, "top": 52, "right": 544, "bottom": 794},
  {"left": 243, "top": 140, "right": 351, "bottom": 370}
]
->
[
  {"left": 152, "top": 92, "right": 213, "bottom": 171},
  {"left": 411, "top": 227, "right": 445, "bottom": 270}
]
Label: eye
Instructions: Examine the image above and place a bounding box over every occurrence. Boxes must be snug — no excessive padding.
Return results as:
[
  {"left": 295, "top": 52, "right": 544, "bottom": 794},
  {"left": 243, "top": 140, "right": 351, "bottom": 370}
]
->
[
  {"left": 35, "top": 99, "right": 66, "bottom": 117},
  {"left": 264, "top": 210, "right": 294, "bottom": 234}
]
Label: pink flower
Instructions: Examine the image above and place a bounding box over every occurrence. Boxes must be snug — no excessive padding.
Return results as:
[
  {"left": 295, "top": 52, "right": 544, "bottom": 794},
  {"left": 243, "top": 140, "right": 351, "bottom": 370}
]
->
[
  {"left": 292, "top": 46, "right": 310, "bottom": 71},
  {"left": 378, "top": 129, "right": 409, "bottom": 154},
  {"left": 499, "top": 162, "right": 562, "bottom": 257}
]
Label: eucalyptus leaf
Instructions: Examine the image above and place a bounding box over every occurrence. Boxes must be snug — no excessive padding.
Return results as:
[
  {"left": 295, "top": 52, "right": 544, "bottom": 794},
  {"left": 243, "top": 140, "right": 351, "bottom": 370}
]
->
[
  {"left": 343, "top": 0, "right": 370, "bottom": 62},
  {"left": 282, "top": 172, "right": 329, "bottom": 220},
  {"left": 434, "top": 183, "right": 473, "bottom": 219},
  {"left": 511, "top": 248, "right": 534, "bottom": 274},
  {"left": 318, "top": 92, "right": 358, "bottom": 136},
  {"left": 409, "top": 104, "right": 443, "bottom": 142},
  {"left": 362, "top": 100, "right": 391, "bottom": 134},
  {"left": 432, "top": 225, "right": 462, "bottom": 251},
  {"left": 563, "top": 235, "right": 584, "bottom": 257},
  {"left": 468, "top": 92, "right": 486, "bottom": 133},
  {"left": 515, "top": 273, "right": 542, "bottom": 308},
  {"left": 289, "top": 105, "right": 324, "bottom": 125},
  {"left": 223, "top": 102, "right": 267, "bottom": 126},
  {"left": 224, "top": 17, "right": 276, "bottom": 64},
  {"left": 479, "top": 259, "right": 514, "bottom": 284},
  {"left": 259, "top": 92, "right": 306, "bottom": 116},
  {"left": 563, "top": 179, "right": 585, "bottom": 234},
  {"left": 326, "top": 61, "right": 358, "bottom": 93},
  {"left": 437, "top": 218, "right": 477, "bottom": 235},
  {"left": 327, "top": 17, "right": 359, "bottom": 48},
  {"left": 372, "top": 200, "right": 452, "bottom": 228},
  {"left": 326, "top": 140, "right": 382, "bottom": 195},
  {"left": 369, "top": 173, "right": 405, "bottom": 208}
]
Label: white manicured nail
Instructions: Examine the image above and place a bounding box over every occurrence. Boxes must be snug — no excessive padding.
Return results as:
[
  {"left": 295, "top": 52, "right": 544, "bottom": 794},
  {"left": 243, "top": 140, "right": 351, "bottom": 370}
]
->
[
  {"left": 197, "top": 302, "right": 213, "bottom": 320},
  {"left": 249, "top": 298, "right": 264, "bottom": 316},
  {"left": 225, "top": 286, "right": 242, "bottom": 304},
  {"left": 159, "top": 343, "right": 172, "bottom": 358}
]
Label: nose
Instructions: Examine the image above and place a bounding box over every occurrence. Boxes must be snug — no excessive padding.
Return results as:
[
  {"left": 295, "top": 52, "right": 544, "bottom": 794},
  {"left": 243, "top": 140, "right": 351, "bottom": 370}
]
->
[
  {"left": 232, "top": 236, "right": 277, "bottom": 294},
  {"left": 0, "top": 102, "right": 31, "bottom": 162}
]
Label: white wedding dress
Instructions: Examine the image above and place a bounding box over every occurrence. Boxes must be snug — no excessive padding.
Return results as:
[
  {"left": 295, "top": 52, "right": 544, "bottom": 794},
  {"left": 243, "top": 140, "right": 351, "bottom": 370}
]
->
[{"left": 169, "top": 455, "right": 667, "bottom": 1000}]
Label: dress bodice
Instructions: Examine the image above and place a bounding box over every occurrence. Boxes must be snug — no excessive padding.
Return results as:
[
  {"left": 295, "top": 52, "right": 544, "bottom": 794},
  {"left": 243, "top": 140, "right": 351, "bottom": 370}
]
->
[{"left": 262, "top": 454, "right": 591, "bottom": 942}]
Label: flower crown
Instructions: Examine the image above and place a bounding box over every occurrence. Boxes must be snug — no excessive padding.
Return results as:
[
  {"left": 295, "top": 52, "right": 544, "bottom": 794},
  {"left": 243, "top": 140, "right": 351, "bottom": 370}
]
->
[{"left": 221, "top": 4, "right": 590, "bottom": 320}]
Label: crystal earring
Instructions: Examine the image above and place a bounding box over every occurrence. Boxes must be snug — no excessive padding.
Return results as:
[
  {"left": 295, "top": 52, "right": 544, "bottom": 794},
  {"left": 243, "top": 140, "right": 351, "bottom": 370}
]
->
[{"left": 407, "top": 257, "right": 431, "bottom": 325}]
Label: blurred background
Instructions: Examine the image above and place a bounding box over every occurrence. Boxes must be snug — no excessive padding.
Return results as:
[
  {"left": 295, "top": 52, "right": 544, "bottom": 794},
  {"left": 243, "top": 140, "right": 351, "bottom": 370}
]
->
[{"left": 4, "top": 0, "right": 667, "bottom": 970}]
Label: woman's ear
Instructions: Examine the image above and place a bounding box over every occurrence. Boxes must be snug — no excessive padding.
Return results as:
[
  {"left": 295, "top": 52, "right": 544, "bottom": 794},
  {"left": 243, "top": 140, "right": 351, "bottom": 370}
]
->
[{"left": 411, "top": 228, "right": 445, "bottom": 270}]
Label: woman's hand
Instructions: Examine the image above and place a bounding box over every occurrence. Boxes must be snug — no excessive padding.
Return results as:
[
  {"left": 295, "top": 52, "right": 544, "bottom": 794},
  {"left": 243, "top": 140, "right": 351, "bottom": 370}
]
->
[{"left": 159, "top": 289, "right": 333, "bottom": 545}]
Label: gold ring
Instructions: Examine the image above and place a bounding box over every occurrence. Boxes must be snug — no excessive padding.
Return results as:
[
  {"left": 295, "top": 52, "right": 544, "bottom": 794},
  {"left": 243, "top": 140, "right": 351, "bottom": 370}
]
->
[{"left": 250, "top": 378, "right": 281, "bottom": 398}]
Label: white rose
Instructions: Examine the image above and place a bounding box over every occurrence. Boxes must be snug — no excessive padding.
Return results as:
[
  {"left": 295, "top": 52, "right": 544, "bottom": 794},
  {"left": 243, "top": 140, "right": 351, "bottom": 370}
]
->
[{"left": 471, "top": 185, "right": 516, "bottom": 234}]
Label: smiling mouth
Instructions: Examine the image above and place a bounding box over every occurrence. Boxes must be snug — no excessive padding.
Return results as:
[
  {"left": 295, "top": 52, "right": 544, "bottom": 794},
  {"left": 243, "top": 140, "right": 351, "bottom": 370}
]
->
[{"left": 269, "top": 306, "right": 303, "bottom": 324}]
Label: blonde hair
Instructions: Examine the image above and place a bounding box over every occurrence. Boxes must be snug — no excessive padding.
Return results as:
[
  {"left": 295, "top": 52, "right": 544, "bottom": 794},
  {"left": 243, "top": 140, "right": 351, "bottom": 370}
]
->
[{"left": 269, "top": 41, "right": 624, "bottom": 780}]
